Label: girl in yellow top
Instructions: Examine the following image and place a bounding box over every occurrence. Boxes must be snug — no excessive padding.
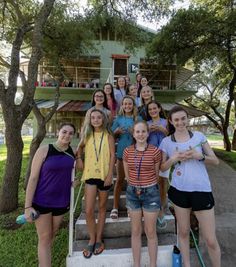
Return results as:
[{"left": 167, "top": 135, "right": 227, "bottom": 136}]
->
[{"left": 76, "top": 109, "right": 115, "bottom": 259}]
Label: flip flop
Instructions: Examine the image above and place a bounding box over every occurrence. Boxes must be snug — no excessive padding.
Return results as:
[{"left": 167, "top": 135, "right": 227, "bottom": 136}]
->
[
  {"left": 83, "top": 243, "right": 95, "bottom": 259},
  {"left": 94, "top": 241, "right": 105, "bottom": 255},
  {"left": 110, "top": 208, "right": 118, "bottom": 220},
  {"left": 157, "top": 216, "right": 167, "bottom": 229}
]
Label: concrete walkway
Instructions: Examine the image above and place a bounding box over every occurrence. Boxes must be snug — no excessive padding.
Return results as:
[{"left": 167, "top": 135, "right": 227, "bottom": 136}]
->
[{"left": 196, "top": 160, "right": 236, "bottom": 266}]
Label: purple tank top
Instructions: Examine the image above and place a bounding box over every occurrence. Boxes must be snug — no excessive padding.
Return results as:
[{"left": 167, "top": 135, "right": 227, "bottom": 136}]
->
[{"left": 33, "top": 144, "right": 75, "bottom": 208}]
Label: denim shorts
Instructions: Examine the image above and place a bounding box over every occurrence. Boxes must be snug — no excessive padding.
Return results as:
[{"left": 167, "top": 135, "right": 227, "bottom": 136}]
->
[{"left": 126, "top": 184, "right": 161, "bottom": 212}]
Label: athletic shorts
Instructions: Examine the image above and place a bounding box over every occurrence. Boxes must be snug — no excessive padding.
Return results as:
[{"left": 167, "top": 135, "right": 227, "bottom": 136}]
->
[
  {"left": 85, "top": 178, "right": 112, "bottom": 191},
  {"left": 168, "top": 186, "right": 215, "bottom": 211},
  {"left": 32, "top": 203, "right": 69, "bottom": 216},
  {"left": 126, "top": 184, "right": 161, "bottom": 212}
]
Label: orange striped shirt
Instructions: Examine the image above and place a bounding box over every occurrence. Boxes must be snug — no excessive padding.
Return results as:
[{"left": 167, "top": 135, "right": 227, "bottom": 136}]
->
[{"left": 123, "top": 144, "right": 161, "bottom": 186}]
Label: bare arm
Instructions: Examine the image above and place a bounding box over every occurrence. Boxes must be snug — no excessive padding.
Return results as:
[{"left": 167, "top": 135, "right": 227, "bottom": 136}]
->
[
  {"left": 202, "top": 141, "right": 219, "bottom": 165},
  {"left": 104, "top": 134, "right": 115, "bottom": 186},
  {"left": 123, "top": 160, "right": 129, "bottom": 181},
  {"left": 155, "top": 161, "right": 160, "bottom": 184},
  {"left": 24, "top": 145, "right": 48, "bottom": 220},
  {"left": 75, "top": 141, "right": 85, "bottom": 171}
]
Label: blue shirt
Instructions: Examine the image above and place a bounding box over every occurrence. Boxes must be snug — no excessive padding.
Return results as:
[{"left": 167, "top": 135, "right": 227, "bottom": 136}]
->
[
  {"left": 111, "top": 115, "right": 141, "bottom": 159},
  {"left": 147, "top": 118, "right": 167, "bottom": 148}
]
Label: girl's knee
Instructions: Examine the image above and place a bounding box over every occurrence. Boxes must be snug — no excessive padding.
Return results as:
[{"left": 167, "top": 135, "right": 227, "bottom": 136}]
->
[
  {"left": 205, "top": 236, "right": 220, "bottom": 251},
  {"left": 145, "top": 228, "right": 156, "bottom": 240},
  {"left": 38, "top": 232, "right": 53, "bottom": 246},
  {"left": 178, "top": 228, "right": 189, "bottom": 239},
  {"left": 85, "top": 208, "right": 95, "bottom": 219}
]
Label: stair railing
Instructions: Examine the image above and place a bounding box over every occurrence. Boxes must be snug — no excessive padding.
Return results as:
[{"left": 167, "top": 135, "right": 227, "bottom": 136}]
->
[{"left": 68, "top": 167, "right": 84, "bottom": 257}]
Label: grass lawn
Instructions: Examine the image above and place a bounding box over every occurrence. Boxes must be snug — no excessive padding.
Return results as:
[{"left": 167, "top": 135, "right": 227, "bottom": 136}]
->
[
  {"left": 0, "top": 136, "right": 82, "bottom": 267},
  {"left": 0, "top": 134, "right": 235, "bottom": 267}
]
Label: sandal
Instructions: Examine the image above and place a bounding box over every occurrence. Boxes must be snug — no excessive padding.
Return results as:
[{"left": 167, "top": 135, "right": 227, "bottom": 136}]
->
[
  {"left": 110, "top": 208, "right": 118, "bottom": 220},
  {"left": 94, "top": 241, "right": 105, "bottom": 255},
  {"left": 157, "top": 216, "right": 167, "bottom": 230},
  {"left": 83, "top": 243, "right": 95, "bottom": 259}
]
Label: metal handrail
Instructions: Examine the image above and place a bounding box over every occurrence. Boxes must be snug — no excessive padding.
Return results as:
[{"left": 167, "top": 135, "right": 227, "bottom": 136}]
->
[{"left": 68, "top": 167, "right": 84, "bottom": 257}]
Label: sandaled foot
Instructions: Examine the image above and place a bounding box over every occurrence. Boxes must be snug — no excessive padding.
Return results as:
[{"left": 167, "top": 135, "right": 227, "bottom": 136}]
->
[
  {"left": 83, "top": 243, "right": 95, "bottom": 259},
  {"left": 157, "top": 216, "right": 167, "bottom": 229},
  {"left": 94, "top": 241, "right": 105, "bottom": 255},
  {"left": 110, "top": 208, "right": 118, "bottom": 220}
]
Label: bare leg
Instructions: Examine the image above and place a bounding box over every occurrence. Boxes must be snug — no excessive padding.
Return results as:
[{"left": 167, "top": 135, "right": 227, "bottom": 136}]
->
[
  {"left": 143, "top": 210, "right": 159, "bottom": 267},
  {"left": 96, "top": 190, "right": 109, "bottom": 242},
  {"left": 195, "top": 208, "right": 221, "bottom": 267},
  {"left": 85, "top": 184, "right": 98, "bottom": 245},
  {"left": 113, "top": 159, "right": 125, "bottom": 210},
  {"left": 129, "top": 210, "right": 143, "bottom": 267},
  {"left": 174, "top": 205, "right": 191, "bottom": 267},
  {"left": 158, "top": 176, "right": 168, "bottom": 218},
  {"left": 51, "top": 214, "right": 64, "bottom": 243},
  {"left": 35, "top": 213, "right": 53, "bottom": 267}
]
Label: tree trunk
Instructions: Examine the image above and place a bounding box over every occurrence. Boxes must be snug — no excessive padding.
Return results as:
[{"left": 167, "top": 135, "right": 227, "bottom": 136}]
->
[
  {"left": 232, "top": 128, "right": 236, "bottom": 151},
  {"left": 222, "top": 126, "right": 231, "bottom": 151},
  {"left": 0, "top": 122, "right": 23, "bottom": 213},
  {"left": 24, "top": 122, "right": 46, "bottom": 189}
]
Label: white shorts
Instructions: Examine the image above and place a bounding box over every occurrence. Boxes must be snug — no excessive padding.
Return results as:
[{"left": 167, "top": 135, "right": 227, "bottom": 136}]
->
[{"left": 159, "top": 169, "right": 170, "bottom": 179}]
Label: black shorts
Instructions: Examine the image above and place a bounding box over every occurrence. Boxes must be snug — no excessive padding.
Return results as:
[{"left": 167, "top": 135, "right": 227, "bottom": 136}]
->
[
  {"left": 168, "top": 186, "right": 215, "bottom": 211},
  {"left": 85, "top": 178, "right": 112, "bottom": 191},
  {"left": 32, "top": 203, "right": 69, "bottom": 216}
]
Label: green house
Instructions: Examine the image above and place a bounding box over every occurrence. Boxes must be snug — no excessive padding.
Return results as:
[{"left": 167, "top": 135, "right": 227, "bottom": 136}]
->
[{"left": 30, "top": 24, "right": 198, "bottom": 136}]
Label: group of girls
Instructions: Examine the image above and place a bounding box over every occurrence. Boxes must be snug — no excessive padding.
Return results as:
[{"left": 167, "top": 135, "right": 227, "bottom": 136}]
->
[
  {"left": 76, "top": 75, "right": 221, "bottom": 267},
  {"left": 24, "top": 74, "right": 221, "bottom": 267}
]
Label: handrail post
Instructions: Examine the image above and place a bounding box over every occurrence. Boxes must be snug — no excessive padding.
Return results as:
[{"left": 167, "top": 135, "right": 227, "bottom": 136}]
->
[{"left": 68, "top": 167, "right": 75, "bottom": 257}]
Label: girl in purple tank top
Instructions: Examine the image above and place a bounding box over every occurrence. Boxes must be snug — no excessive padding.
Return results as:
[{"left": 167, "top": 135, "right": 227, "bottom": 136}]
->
[{"left": 24, "top": 122, "right": 76, "bottom": 267}]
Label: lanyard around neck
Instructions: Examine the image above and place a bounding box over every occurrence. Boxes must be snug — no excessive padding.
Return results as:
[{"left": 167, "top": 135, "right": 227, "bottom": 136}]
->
[
  {"left": 134, "top": 144, "right": 148, "bottom": 181},
  {"left": 93, "top": 131, "right": 104, "bottom": 162}
]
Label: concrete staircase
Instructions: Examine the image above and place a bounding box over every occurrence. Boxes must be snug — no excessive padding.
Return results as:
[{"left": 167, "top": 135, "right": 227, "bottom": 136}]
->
[{"left": 66, "top": 178, "right": 176, "bottom": 267}]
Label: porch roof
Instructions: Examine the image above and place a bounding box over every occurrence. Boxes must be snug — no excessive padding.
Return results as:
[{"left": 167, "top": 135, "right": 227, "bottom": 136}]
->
[
  {"left": 57, "top": 100, "right": 91, "bottom": 112},
  {"left": 162, "top": 103, "right": 207, "bottom": 117}
]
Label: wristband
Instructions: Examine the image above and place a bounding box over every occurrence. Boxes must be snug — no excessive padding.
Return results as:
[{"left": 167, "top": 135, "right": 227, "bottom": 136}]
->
[{"left": 24, "top": 206, "right": 32, "bottom": 209}]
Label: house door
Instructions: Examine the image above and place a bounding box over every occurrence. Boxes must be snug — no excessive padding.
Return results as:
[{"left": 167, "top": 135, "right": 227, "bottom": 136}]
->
[{"left": 112, "top": 54, "right": 129, "bottom": 85}]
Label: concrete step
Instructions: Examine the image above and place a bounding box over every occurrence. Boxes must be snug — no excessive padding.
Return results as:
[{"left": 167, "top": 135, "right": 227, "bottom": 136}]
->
[
  {"left": 81, "top": 193, "right": 127, "bottom": 212},
  {"left": 75, "top": 213, "right": 175, "bottom": 240},
  {"left": 66, "top": 245, "right": 173, "bottom": 267},
  {"left": 73, "top": 233, "right": 177, "bottom": 251}
]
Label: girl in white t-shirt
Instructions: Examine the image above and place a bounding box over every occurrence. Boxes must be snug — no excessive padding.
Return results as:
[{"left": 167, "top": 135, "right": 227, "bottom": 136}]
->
[{"left": 159, "top": 106, "right": 221, "bottom": 267}]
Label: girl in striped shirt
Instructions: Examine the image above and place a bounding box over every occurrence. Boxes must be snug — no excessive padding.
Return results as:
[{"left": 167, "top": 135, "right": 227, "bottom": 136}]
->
[{"left": 123, "top": 121, "right": 162, "bottom": 267}]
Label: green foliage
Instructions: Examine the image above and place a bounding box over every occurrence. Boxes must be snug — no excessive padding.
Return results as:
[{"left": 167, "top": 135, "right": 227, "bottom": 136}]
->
[
  {"left": 214, "top": 148, "right": 236, "bottom": 170},
  {"left": 148, "top": 4, "right": 236, "bottom": 68}
]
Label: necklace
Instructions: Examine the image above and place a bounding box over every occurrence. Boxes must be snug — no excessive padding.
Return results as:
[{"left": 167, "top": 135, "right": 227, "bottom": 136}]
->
[
  {"left": 134, "top": 144, "right": 148, "bottom": 195},
  {"left": 93, "top": 131, "right": 104, "bottom": 174},
  {"left": 53, "top": 142, "right": 68, "bottom": 152}
]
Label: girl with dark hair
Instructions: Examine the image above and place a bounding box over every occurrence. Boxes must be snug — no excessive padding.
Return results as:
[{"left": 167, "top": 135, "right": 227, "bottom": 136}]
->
[
  {"left": 77, "top": 109, "right": 115, "bottom": 258},
  {"left": 146, "top": 101, "right": 169, "bottom": 228},
  {"left": 138, "top": 85, "right": 155, "bottom": 120},
  {"left": 103, "top": 83, "right": 117, "bottom": 117},
  {"left": 85, "top": 89, "right": 112, "bottom": 124},
  {"left": 114, "top": 76, "right": 126, "bottom": 111},
  {"left": 136, "top": 72, "right": 142, "bottom": 97},
  {"left": 159, "top": 105, "right": 221, "bottom": 267},
  {"left": 24, "top": 122, "right": 76, "bottom": 267}
]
